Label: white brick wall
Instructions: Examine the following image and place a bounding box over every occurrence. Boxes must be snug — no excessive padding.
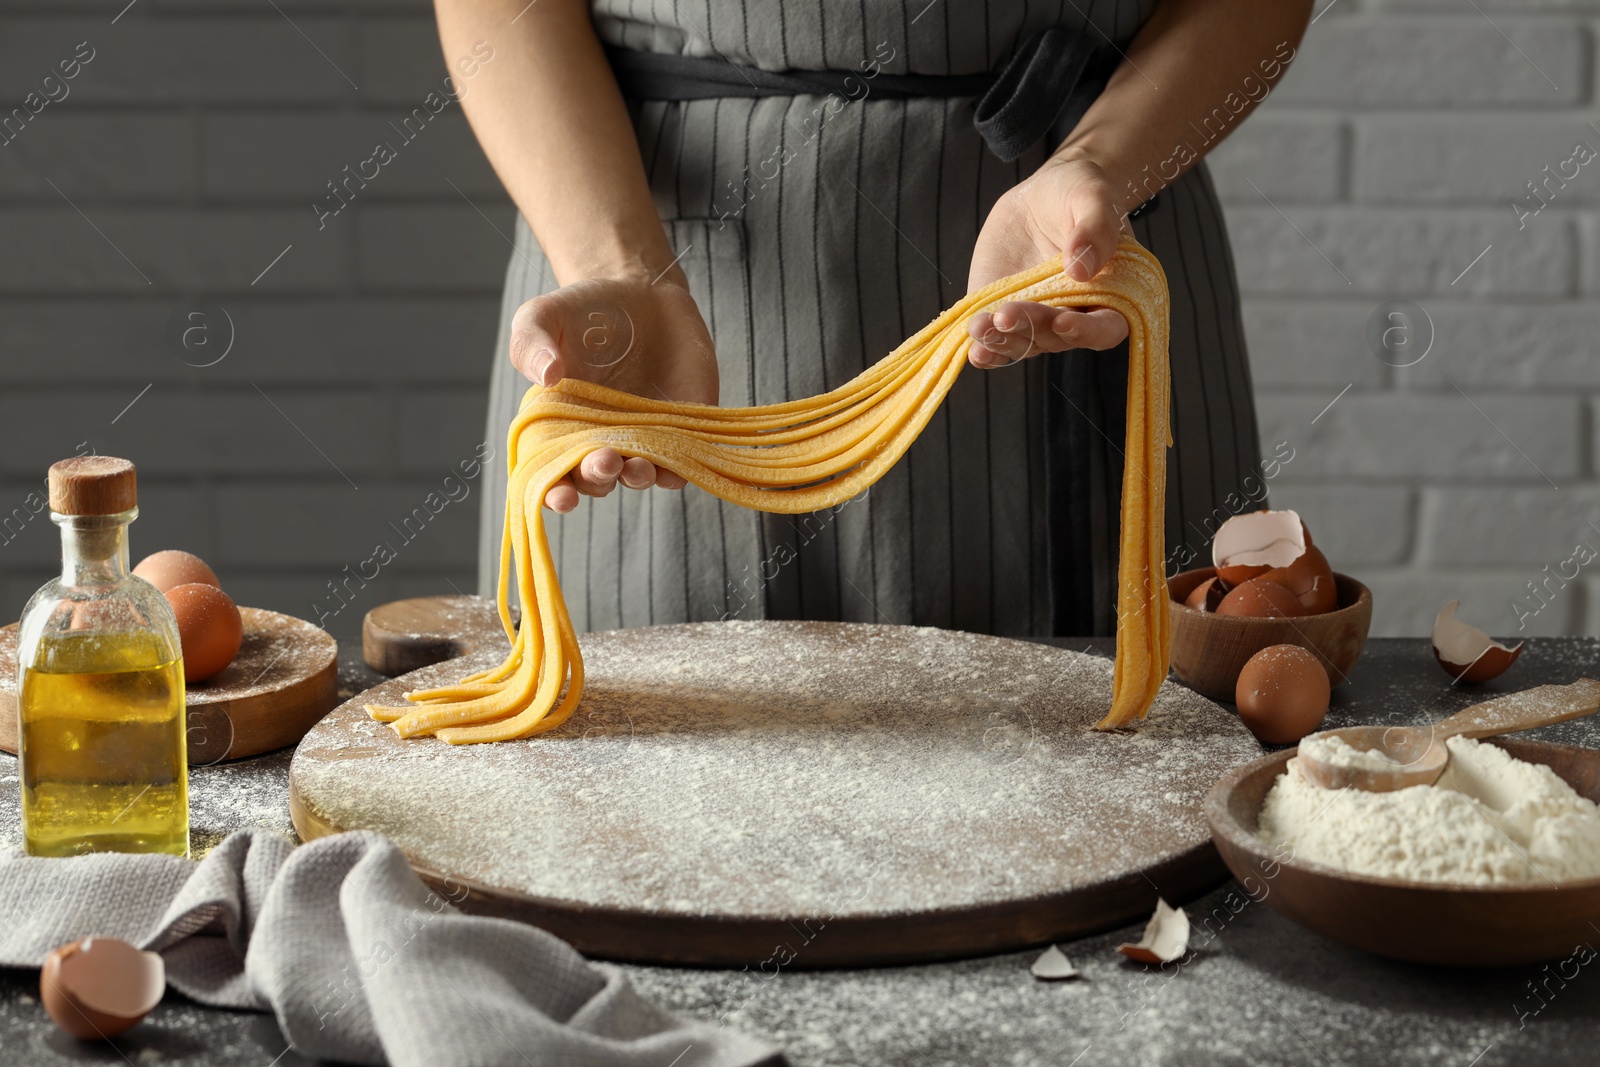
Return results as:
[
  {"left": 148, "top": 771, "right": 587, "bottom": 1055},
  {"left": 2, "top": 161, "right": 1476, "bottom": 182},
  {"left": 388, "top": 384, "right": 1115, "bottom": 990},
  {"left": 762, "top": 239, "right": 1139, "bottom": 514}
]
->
[
  {"left": 2, "top": 1, "right": 1594, "bottom": 642},
  {"left": 1208, "top": 0, "right": 1600, "bottom": 638}
]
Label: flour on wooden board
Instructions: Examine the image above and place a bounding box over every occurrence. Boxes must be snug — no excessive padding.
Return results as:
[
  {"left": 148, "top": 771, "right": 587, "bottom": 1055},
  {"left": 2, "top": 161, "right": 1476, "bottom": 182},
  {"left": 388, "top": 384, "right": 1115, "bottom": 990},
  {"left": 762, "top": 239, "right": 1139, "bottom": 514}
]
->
[{"left": 294, "top": 622, "right": 1260, "bottom": 918}]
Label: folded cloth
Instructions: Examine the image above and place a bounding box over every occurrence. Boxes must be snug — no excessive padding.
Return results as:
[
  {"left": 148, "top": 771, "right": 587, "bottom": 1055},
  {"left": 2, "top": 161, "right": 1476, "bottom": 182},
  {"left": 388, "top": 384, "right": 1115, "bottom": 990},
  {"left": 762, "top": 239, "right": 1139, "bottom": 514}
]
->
[{"left": 0, "top": 830, "right": 780, "bottom": 1067}]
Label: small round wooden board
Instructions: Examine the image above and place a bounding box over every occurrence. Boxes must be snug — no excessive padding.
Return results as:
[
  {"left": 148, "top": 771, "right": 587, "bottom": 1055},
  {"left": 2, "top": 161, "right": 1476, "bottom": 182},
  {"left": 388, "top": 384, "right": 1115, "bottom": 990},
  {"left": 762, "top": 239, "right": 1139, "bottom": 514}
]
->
[
  {"left": 294, "top": 608, "right": 1263, "bottom": 967},
  {"left": 362, "top": 594, "right": 513, "bottom": 677},
  {"left": 1, "top": 607, "right": 337, "bottom": 764}
]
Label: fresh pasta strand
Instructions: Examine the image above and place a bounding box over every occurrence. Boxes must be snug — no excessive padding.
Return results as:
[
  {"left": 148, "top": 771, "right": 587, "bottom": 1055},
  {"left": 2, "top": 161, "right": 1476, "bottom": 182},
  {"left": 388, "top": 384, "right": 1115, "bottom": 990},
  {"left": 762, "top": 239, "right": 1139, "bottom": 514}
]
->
[{"left": 367, "top": 234, "right": 1172, "bottom": 743}]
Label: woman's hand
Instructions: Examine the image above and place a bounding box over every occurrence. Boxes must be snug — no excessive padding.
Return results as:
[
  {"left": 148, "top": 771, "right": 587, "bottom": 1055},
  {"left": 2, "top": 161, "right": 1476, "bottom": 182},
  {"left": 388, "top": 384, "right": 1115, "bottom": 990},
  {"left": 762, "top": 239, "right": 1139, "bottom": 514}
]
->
[
  {"left": 965, "top": 153, "right": 1134, "bottom": 368},
  {"left": 510, "top": 268, "right": 719, "bottom": 512}
]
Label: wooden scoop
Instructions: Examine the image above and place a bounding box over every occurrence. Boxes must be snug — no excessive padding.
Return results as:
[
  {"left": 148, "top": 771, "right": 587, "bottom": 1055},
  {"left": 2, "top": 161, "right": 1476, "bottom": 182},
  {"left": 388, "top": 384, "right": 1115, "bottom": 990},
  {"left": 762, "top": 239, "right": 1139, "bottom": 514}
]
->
[{"left": 1297, "top": 678, "right": 1600, "bottom": 792}]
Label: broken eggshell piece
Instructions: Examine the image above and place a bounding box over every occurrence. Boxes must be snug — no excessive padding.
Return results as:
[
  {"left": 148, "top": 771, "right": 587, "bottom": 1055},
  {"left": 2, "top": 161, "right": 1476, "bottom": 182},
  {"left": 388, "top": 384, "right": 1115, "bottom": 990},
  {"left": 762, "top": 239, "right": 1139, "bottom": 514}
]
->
[
  {"left": 1432, "top": 599, "right": 1524, "bottom": 683},
  {"left": 39, "top": 937, "right": 165, "bottom": 1040},
  {"left": 1213, "top": 509, "right": 1309, "bottom": 588},
  {"left": 1259, "top": 543, "right": 1338, "bottom": 615},
  {"left": 1182, "top": 576, "right": 1226, "bottom": 612},
  {"left": 1116, "top": 898, "right": 1191, "bottom": 965},
  {"left": 1030, "top": 944, "right": 1080, "bottom": 981}
]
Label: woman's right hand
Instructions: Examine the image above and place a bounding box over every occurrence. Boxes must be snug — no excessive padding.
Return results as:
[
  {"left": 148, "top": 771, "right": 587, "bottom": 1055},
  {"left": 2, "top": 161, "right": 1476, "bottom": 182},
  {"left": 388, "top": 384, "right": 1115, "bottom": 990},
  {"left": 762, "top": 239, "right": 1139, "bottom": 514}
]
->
[{"left": 509, "top": 268, "right": 719, "bottom": 512}]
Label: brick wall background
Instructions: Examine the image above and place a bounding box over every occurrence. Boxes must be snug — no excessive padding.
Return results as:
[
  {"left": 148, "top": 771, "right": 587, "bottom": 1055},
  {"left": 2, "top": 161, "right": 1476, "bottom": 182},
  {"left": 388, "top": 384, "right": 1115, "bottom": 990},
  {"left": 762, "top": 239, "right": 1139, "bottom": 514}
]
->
[
  {"left": 0, "top": 0, "right": 507, "bottom": 644},
  {"left": 0, "top": 1, "right": 1593, "bottom": 642},
  {"left": 1205, "top": 0, "right": 1600, "bottom": 639}
]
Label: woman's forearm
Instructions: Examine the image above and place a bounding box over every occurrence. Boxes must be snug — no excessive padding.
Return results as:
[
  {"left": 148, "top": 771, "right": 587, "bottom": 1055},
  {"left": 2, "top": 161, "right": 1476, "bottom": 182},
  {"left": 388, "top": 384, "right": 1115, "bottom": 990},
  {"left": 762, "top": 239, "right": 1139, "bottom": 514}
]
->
[
  {"left": 1055, "top": 0, "right": 1314, "bottom": 213},
  {"left": 435, "top": 0, "right": 677, "bottom": 285}
]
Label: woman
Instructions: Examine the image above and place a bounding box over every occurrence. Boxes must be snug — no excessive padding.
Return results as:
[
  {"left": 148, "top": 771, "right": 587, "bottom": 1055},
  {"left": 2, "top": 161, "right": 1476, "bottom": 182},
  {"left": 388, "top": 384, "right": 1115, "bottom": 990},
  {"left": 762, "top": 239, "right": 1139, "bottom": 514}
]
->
[{"left": 442, "top": 0, "right": 1313, "bottom": 638}]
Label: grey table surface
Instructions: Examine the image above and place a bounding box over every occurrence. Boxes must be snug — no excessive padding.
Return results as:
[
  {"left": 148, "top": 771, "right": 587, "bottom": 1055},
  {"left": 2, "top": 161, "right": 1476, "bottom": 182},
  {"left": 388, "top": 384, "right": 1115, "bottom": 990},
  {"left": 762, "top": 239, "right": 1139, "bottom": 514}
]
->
[{"left": 2, "top": 635, "right": 1599, "bottom": 1067}]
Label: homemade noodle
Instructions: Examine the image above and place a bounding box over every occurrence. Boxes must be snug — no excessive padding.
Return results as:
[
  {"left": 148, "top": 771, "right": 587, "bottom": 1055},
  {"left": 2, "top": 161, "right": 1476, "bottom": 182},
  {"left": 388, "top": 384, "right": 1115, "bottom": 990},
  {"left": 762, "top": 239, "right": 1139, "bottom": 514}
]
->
[{"left": 368, "top": 235, "right": 1172, "bottom": 743}]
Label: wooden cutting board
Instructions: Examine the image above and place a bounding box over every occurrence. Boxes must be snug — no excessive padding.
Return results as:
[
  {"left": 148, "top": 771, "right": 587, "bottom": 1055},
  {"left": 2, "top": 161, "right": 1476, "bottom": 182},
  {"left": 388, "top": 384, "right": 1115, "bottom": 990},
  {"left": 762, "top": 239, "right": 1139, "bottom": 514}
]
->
[
  {"left": 1, "top": 608, "right": 337, "bottom": 765},
  {"left": 292, "top": 597, "right": 1262, "bottom": 967},
  {"left": 362, "top": 594, "right": 513, "bottom": 676}
]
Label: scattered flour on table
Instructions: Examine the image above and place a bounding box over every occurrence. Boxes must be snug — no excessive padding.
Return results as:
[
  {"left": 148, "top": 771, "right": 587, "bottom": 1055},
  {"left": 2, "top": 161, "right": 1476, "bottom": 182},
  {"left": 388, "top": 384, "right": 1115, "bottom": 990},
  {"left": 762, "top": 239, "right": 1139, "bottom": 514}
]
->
[{"left": 1259, "top": 736, "right": 1600, "bottom": 885}]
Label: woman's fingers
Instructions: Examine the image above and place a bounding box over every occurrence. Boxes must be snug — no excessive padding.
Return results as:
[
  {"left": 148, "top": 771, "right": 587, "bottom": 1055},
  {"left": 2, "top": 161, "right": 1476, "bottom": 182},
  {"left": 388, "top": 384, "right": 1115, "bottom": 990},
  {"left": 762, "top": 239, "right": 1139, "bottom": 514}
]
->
[
  {"left": 1050, "top": 306, "right": 1130, "bottom": 351},
  {"left": 1063, "top": 177, "right": 1125, "bottom": 283},
  {"left": 543, "top": 452, "right": 690, "bottom": 510},
  {"left": 573, "top": 448, "right": 625, "bottom": 495},
  {"left": 967, "top": 301, "right": 1130, "bottom": 367},
  {"left": 508, "top": 294, "right": 570, "bottom": 386},
  {"left": 618, "top": 456, "right": 657, "bottom": 490},
  {"left": 544, "top": 477, "right": 580, "bottom": 512}
]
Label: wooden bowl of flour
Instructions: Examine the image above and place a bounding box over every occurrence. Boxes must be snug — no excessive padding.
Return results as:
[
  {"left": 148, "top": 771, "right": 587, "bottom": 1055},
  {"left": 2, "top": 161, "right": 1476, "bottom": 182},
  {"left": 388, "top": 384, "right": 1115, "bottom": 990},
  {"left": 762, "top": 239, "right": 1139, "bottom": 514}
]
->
[{"left": 1205, "top": 737, "right": 1600, "bottom": 966}]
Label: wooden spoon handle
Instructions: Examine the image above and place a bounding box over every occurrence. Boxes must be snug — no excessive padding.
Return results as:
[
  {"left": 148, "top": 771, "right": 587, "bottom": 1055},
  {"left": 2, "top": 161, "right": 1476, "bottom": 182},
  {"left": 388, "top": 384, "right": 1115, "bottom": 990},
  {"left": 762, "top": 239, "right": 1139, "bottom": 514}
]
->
[{"left": 1437, "top": 678, "right": 1600, "bottom": 739}]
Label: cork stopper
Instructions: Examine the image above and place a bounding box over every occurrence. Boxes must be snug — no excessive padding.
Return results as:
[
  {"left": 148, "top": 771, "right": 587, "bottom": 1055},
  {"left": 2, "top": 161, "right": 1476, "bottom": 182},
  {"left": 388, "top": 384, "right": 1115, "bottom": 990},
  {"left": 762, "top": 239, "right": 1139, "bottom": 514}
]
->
[{"left": 47, "top": 456, "right": 138, "bottom": 515}]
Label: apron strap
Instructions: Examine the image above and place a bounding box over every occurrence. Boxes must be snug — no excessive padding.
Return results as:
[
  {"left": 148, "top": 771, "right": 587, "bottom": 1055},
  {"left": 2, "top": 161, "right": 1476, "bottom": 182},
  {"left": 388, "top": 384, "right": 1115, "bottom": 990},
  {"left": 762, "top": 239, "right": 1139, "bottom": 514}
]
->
[{"left": 604, "top": 26, "right": 1120, "bottom": 164}]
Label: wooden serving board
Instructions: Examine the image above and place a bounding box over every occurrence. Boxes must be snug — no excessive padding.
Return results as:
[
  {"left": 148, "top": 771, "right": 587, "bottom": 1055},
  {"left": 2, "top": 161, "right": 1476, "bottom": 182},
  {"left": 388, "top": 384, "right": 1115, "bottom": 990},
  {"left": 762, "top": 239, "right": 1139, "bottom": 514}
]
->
[
  {"left": 294, "top": 599, "right": 1263, "bottom": 967},
  {"left": 1, "top": 607, "right": 337, "bottom": 765}
]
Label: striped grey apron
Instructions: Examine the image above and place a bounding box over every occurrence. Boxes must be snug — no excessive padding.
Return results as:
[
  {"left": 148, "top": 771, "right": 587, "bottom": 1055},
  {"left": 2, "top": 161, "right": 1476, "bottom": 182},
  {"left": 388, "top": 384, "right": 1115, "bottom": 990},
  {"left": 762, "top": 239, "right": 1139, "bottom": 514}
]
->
[{"left": 478, "top": 0, "right": 1263, "bottom": 638}]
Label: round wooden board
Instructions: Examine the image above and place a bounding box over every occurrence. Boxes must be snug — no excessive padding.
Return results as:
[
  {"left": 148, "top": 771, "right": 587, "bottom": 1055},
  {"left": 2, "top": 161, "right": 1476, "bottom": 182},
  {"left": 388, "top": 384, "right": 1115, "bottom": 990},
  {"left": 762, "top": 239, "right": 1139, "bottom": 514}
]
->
[
  {"left": 1, "top": 607, "right": 338, "bottom": 764},
  {"left": 362, "top": 594, "right": 513, "bottom": 677},
  {"left": 292, "top": 617, "right": 1263, "bottom": 967}
]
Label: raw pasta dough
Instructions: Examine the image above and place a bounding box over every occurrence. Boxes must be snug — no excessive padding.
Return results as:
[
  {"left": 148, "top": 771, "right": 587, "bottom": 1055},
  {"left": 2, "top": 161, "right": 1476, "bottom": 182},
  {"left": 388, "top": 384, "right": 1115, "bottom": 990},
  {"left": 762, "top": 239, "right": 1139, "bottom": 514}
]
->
[{"left": 369, "top": 235, "right": 1172, "bottom": 743}]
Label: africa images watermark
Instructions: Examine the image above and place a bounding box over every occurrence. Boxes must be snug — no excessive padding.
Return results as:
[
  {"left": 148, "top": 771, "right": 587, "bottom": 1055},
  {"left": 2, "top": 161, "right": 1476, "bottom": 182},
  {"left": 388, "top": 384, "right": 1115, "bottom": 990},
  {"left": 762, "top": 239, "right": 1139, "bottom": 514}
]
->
[
  {"left": 1510, "top": 534, "right": 1599, "bottom": 632},
  {"left": 1511, "top": 131, "right": 1599, "bottom": 232},
  {"left": 1163, "top": 439, "right": 1296, "bottom": 578},
  {"left": 1513, "top": 940, "right": 1598, "bottom": 1030},
  {"left": 1120, "top": 39, "right": 1297, "bottom": 209},
  {"left": 310, "top": 846, "right": 493, "bottom": 1030},
  {"left": 713, "top": 40, "right": 896, "bottom": 228},
  {"left": 709, "top": 835, "right": 903, "bottom": 1029},
  {"left": 310, "top": 442, "right": 495, "bottom": 627},
  {"left": 0, "top": 39, "right": 95, "bottom": 148},
  {"left": 718, "top": 488, "right": 872, "bottom": 620},
  {"left": 312, "top": 40, "right": 496, "bottom": 230},
  {"left": 0, "top": 440, "right": 96, "bottom": 550}
]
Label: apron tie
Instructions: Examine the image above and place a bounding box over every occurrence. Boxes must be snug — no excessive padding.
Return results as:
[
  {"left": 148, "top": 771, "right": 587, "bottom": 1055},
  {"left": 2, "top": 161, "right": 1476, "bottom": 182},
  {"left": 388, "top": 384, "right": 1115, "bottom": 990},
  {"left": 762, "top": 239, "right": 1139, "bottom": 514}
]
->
[{"left": 604, "top": 27, "right": 1125, "bottom": 165}]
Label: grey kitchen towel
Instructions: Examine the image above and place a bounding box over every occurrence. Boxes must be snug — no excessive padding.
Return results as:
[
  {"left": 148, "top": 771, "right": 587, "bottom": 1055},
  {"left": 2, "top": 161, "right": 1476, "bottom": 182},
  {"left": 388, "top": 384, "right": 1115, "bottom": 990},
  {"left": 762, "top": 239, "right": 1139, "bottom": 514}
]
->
[{"left": 0, "top": 829, "right": 780, "bottom": 1067}]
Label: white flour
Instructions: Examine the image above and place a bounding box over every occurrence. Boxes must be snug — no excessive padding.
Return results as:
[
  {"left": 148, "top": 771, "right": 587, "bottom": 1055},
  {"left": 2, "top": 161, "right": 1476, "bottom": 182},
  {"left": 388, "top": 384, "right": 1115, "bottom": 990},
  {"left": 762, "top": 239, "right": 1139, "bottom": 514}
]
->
[
  {"left": 1259, "top": 736, "right": 1600, "bottom": 886},
  {"left": 1296, "top": 734, "right": 1403, "bottom": 772}
]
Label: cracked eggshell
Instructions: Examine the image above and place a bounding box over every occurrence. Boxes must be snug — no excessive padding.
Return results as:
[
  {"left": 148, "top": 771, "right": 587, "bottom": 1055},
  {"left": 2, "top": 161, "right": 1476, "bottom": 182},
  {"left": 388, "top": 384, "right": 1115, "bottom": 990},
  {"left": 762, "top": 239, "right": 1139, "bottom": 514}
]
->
[
  {"left": 40, "top": 937, "right": 165, "bottom": 1040},
  {"left": 1432, "top": 599, "right": 1524, "bottom": 683},
  {"left": 1031, "top": 945, "right": 1080, "bottom": 980},
  {"left": 1117, "top": 898, "right": 1190, "bottom": 965},
  {"left": 1213, "top": 510, "right": 1309, "bottom": 587},
  {"left": 1259, "top": 544, "right": 1338, "bottom": 615},
  {"left": 1182, "top": 576, "right": 1227, "bottom": 612}
]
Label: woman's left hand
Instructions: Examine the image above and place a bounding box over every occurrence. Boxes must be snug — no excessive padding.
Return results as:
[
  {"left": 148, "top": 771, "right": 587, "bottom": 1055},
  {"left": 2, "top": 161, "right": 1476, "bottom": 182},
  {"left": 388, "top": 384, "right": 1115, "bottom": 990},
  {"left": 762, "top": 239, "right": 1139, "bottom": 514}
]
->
[{"left": 965, "top": 153, "right": 1134, "bottom": 368}]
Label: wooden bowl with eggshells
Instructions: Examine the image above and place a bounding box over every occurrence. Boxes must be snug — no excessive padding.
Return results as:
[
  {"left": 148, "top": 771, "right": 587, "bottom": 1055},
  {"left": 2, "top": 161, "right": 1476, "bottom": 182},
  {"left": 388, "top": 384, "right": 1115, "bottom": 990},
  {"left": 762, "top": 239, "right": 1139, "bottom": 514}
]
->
[
  {"left": 1168, "top": 567, "right": 1371, "bottom": 702},
  {"left": 1205, "top": 738, "right": 1600, "bottom": 966}
]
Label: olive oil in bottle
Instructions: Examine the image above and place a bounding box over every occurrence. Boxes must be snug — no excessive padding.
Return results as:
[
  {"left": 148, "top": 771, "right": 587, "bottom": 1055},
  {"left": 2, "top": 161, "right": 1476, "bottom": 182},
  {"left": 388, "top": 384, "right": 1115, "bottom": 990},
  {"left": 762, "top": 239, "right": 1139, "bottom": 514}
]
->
[{"left": 16, "top": 457, "right": 189, "bottom": 857}]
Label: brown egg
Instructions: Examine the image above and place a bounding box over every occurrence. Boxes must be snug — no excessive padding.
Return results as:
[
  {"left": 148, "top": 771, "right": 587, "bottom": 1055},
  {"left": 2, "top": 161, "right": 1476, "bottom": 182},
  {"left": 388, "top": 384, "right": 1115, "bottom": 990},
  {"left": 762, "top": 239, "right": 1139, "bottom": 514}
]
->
[
  {"left": 40, "top": 937, "right": 165, "bottom": 1040},
  {"left": 1215, "top": 576, "right": 1308, "bottom": 619},
  {"left": 1259, "top": 544, "right": 1338, "bottom": 615},
  {"left": 133, "top": 549, "right": 220, "bottom": 594},
  {"left": 1235, "top": 644, "right": 1331, "bottom": 744},
  {"left": 165, "top": 582, "right": 242, "bottom": 682}
]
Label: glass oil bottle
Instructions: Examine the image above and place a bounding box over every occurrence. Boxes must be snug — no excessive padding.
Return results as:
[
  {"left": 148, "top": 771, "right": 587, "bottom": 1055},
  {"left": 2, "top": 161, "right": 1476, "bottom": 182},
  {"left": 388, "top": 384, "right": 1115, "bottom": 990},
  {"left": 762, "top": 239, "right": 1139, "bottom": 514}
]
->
[{"left": 16, "top": 456, "right": 188, "bottom": 857}]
